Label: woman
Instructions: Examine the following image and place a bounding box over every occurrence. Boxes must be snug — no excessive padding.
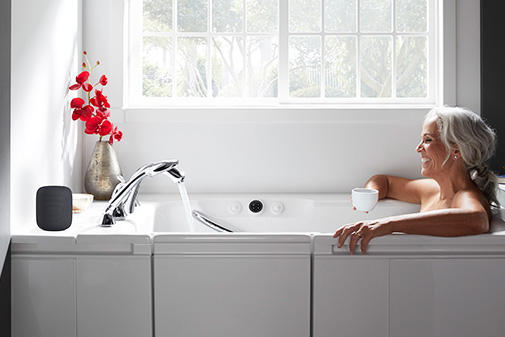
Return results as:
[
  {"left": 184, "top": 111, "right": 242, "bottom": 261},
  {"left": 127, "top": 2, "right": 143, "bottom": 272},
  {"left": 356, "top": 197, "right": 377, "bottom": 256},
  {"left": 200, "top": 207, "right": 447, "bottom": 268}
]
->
[{"left": 334, "top": 106, "right": 499, "bottom": 254}]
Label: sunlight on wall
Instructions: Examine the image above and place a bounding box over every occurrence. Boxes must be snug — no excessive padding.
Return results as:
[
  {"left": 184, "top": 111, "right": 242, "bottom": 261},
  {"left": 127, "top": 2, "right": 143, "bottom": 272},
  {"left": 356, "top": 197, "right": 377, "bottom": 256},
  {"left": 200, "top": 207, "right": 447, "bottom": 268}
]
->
[{"left": 11, "top": 0, "right": 81, "bottom": 231}]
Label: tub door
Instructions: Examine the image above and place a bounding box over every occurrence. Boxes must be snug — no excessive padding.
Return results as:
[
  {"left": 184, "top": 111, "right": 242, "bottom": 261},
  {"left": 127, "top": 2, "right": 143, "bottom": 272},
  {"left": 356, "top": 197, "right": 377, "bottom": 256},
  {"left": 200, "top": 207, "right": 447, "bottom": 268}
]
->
[
  {"left": 153, "top": 234, "right": 311, "bottom": 337},
  {"left": 312, "top": 236, "right": 389, "bottom": 337}
]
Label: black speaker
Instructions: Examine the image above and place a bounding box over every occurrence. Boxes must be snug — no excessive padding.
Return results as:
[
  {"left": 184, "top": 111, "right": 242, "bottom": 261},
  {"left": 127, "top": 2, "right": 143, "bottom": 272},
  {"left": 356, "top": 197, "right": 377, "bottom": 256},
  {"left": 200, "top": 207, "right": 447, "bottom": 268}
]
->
[{"left": 36, "top": 186, "right": 72, "bottom": 231}]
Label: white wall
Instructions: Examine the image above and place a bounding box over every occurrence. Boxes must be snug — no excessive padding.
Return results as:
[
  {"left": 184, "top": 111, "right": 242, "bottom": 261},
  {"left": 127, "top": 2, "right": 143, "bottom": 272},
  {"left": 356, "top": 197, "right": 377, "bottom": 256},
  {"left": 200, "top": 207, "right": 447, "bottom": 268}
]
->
[
  {"left": 11, "top": 0, "right": 82, "bottom": 231},
  {"left": 81, "top": 0, "right": 481, "bottom": 196}
]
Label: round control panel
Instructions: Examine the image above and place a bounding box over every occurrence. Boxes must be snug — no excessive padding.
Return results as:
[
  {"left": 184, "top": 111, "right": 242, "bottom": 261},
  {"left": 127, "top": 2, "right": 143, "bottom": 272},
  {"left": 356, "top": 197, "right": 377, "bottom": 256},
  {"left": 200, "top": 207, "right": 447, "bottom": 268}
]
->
[{"left": 248, "top": 200, "right": 264, "bottom": 213}]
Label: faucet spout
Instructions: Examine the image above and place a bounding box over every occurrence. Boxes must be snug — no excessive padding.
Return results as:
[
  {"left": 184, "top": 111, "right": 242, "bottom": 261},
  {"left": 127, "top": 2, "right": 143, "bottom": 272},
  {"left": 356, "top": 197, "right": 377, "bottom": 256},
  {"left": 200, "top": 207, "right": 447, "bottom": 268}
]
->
[
  {"left": 165, "top": 166, "right": 185, "bottom": 184},
  {"left": 100, "top": 159, "right": 185, "bottom": 226}
]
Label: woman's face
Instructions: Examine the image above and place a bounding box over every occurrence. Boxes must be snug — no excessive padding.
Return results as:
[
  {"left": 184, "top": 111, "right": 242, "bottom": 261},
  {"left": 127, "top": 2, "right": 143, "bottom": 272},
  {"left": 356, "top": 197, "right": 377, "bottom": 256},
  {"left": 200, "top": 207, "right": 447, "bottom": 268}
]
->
[{"left": 416, "top": 117, "right": 449, "bottom": 177}]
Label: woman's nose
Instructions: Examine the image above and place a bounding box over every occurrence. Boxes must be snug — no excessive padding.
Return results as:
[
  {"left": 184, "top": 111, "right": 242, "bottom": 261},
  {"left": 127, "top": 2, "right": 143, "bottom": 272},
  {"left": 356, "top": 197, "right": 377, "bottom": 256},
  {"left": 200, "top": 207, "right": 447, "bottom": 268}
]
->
[{"left": 416, "top": 142, "right": 423, "bottom": 152}]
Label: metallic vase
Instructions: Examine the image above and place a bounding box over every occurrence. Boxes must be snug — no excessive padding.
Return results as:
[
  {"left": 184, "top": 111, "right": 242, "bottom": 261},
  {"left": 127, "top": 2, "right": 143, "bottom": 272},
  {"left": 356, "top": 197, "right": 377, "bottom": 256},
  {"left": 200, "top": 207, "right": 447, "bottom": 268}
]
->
[{"left": 84, "top": 141, "right": 122, "bottom": 200}]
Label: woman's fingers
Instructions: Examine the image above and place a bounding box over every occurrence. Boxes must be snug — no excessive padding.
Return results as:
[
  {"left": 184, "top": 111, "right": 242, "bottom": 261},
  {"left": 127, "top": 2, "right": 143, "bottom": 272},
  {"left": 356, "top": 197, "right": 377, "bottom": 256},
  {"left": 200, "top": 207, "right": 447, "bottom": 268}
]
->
[
  {"left": 334, "top": 224, "right": 361, "bottom": 249},
  {"left": 360, "top": 235, "right": 371, "bottom": 254},
  {"left": 334, "top": 223, "right": 372, "bottom": 254},
  {"left": 348, "top": 231, "right": 361, "bottom": 254}
]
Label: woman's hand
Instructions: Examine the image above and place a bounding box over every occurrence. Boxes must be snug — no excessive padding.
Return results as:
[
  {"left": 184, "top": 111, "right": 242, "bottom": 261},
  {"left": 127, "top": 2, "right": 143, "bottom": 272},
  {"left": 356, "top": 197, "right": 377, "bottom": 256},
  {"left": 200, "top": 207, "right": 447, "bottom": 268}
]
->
[{"left": 333, "top": 220, "right": 392, "bottom": 254}]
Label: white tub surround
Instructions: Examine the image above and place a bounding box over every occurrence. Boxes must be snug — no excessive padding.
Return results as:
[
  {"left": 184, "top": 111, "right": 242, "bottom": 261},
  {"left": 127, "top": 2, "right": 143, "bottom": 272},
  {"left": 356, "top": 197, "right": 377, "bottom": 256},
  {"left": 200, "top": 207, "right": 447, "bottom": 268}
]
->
[{"left": 11, "top": 194, "right": 505, "bottom": 337}]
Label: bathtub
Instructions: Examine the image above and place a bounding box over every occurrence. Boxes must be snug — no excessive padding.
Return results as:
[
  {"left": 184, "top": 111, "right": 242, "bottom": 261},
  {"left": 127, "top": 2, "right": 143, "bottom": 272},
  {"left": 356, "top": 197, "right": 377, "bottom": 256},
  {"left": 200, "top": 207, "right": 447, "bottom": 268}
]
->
[
  {"left": 153, "top": 193, "right": 422, "bottom": 233},
  {"left": 11, "top": 193, "right": 505, "bottom": 337}
]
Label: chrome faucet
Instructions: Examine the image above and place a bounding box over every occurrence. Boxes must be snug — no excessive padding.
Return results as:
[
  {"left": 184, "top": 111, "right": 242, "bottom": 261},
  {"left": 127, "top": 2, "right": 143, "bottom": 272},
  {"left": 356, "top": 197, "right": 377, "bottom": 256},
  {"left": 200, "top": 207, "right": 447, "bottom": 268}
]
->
[{"left": 100, "top": 159, "right": 184, "bottom": 226}]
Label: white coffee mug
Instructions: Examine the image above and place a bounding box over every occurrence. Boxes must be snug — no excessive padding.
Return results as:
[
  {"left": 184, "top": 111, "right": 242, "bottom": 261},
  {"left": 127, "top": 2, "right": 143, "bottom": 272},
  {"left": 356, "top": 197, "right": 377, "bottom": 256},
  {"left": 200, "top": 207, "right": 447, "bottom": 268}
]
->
[{"left": 352, "top": 188, "right": 379, "bottom": 212}]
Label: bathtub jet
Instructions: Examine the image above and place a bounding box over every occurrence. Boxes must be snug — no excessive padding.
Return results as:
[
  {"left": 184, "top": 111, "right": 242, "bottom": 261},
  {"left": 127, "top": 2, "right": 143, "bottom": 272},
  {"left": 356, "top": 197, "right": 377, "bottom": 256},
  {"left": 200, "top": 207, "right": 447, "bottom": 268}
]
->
[{"left": 100, "top": 160, "right": 185, "bottom": 226}]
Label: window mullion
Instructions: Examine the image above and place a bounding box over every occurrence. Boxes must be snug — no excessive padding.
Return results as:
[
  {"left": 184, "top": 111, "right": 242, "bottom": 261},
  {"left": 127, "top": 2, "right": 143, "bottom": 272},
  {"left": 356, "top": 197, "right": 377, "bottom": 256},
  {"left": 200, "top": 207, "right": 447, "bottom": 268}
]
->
[
  {"left": 278, "top": 0, "right": 289, "bottom": 101},
  {"left": 357, "top": 0, "right": 361, "bottom": 99},
  {"left": 392, "top": 0, "right": 397, "bottom": 99},
  {"left": 173, "top": 0, "right": 177, "bottom": 98},
  {"left": 321, "top": 0, "right": 325, "bottom": 99},
  {"left": 208, "top": 0, "right": 212, "bottom": 98}
]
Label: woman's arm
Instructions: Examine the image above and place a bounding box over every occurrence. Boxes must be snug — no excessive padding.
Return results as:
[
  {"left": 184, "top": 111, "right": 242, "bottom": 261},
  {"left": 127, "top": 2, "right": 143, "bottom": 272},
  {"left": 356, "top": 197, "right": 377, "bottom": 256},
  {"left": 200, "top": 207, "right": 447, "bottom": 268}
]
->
[
  {"left": 334, "top": 206, "right": 489, "bottom": 254},
  {"left": 335, "top": 185, "right": 490, "bottom": 254},
  {"left": 365, "top": 175, "right": 436, "bottom": 204}
]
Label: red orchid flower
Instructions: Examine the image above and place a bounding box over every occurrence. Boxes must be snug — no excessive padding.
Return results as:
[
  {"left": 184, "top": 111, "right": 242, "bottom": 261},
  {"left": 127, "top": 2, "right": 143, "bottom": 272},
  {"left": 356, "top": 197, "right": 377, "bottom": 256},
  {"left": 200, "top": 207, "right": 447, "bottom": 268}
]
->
[
  {"left": 91, "top": 89, "right": 111, "bottom": 119},
  {"left": 109, "top": 126, "right": 123, "bottom": 145},
  {"left": 72, "top": 105, "right": 94, "bottom": 122},
  {"left": 100, "top": 75, "right": 108, "bottom": 86},
  {"left": 99, "top": 119, "right": 113, "bottom": 136},
  {"left": 70, "top": 98, "right": 94, "bottom": 121},
  {"left": 84, "top": 116, "right": 103, "bottom": 135},
  {"left": 70, "top": 97, "right": 85, "bottom": 109},
  {"left": 96, "top": 107, "right": 110, "bottom": 119},
  {"left": 69, "top": 71, "right": 93, "bottom": 92},
  {"left": 90, "top": 89, "right": 110, "bottom": 108}
]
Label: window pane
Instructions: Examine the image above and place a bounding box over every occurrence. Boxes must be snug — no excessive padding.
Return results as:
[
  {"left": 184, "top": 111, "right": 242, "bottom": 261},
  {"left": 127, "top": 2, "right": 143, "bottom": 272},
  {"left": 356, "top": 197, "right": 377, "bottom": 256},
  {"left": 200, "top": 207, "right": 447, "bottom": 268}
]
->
[
  {"left": 360, "top": 36, "right": 392, "bottom": 97},
  {"left": 213, "top": 0, "right": 243, "bottom": 33},
  {"left": 396, "top": 36, "right": 427, "bottom": 97},
  {"left": 397, "top": 0, "right": 427, "bottom": 32},
  {"left": 325, "top": 0, "right": 356, "bottom": 33},
  {"left": 178, "top": 0, "right": 207, "bottom": 32},
  {"left": 143, "top": 0, "right": 172, "bottom": 32},
  {"left": 212, "top": 37, "right": 244, "bottom": 97},
  {"left": 360, "top": 0, "right": 392, "bottom": 33},
  {"left": 177, "top": 37, "right": 208, "bottom": 97},
  {"left": 247, "top": 0, "right": 278, "bottom": 33},
  {"left": 289, "top": 0, "right": 321, "bottom": 33},
  {"left": 325, "top": 36, "right": 356, "bottom": 97},
  {"left": 143, "top": 37, "right": 173, "bottom": 97},
  {"left": 289, "top": 36, "right": 321, "bottom": 97},
  {"left": 246, "top": 36, "right": 278, "bottom": 97}
]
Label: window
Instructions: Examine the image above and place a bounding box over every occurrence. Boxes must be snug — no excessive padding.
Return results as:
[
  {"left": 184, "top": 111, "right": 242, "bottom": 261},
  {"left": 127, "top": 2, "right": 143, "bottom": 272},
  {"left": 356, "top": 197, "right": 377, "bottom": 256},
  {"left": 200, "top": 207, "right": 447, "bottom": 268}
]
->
[{"left": 128, "top": 0, "right": 439, "bottom": 107}]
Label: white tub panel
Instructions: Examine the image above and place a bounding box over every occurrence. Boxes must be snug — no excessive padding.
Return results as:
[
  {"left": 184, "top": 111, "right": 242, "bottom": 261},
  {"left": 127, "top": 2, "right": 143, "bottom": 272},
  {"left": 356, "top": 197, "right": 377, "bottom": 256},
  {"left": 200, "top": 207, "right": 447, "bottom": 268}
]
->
[
  {"left": 154, "top": 254, "right": 310, "bottom": 337},
  {"left": 312, "top": 257, "right": 389, "bottom": 337},
  {"left": 76, "top": 256, "right": 152, "bottom": 337},
  {"left": 390, "top": 258, "right": 505, "bottom": 337},
  {"left": 12, "top": 257, "right": 76, "bottom": 337}
]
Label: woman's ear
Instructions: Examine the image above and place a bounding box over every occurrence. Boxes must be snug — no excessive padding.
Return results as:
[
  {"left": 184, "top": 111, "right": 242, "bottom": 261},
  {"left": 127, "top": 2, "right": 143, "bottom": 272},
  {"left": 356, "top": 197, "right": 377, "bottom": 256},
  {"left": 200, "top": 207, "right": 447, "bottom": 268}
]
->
[{"left": 452, "top": 146, "right": 460, "bottom": 159}]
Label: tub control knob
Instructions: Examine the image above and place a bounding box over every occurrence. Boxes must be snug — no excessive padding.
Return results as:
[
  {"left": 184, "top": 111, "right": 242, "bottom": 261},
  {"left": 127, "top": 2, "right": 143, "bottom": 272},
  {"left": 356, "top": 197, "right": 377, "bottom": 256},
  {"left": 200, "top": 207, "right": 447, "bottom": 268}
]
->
[
  {"left": 249, "top": 200, "right": 263, "bottom": 213},
  {"left": 271, "top": 202, "right": 284, "bottom": 215},
  {"left": 228, "top": 201, "right": 242, "bottom": 215}
]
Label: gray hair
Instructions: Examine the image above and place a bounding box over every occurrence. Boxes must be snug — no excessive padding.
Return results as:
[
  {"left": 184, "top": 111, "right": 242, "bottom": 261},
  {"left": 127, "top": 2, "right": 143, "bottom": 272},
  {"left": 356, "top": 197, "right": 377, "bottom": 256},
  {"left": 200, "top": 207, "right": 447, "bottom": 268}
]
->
[{"left": 425, "top": 106, "right": 499, "bottom": 206}]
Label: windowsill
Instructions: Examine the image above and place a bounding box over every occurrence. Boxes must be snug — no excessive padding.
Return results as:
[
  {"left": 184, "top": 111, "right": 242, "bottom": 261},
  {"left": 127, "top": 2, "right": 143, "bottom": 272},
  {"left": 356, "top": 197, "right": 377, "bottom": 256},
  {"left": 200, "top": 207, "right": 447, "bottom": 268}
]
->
[{"left": 109, "top": 105, "right": 434, "bottom": 123}]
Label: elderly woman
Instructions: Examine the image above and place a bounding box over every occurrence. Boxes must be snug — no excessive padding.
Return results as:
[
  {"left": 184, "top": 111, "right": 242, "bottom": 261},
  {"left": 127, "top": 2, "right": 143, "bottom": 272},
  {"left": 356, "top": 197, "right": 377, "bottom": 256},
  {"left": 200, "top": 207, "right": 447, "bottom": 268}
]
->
[{"left": 334, "top": 106, "right": 499, "bottom": 254}]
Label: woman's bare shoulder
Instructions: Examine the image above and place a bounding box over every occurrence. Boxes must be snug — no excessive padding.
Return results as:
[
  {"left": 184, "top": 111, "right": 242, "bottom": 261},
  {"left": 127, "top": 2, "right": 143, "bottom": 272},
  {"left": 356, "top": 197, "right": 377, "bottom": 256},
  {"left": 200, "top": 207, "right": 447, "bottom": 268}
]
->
[
  {"left": 452, "top": 188, "right": 492, "bottom": 225},
  {"left": 453, "top": 187, "right": 490, "bottom": 210}
]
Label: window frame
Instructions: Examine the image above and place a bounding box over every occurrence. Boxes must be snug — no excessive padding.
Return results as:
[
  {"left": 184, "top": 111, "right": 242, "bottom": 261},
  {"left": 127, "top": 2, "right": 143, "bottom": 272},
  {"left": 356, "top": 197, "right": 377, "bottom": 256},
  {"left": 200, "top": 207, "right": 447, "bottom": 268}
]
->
[{"left": 126, "top": 0, "right": 443, "bottom": 108}]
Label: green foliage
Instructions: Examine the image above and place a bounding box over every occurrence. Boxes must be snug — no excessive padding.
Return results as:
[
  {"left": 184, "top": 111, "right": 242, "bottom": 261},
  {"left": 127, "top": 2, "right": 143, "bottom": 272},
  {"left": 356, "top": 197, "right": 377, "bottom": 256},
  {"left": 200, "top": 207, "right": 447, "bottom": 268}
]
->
[
  {"left": 143, "top": 0, "right": 172, "bottom": 32},
  {"left": 143, "top": 60, "right": 172, "bottom": 97}
]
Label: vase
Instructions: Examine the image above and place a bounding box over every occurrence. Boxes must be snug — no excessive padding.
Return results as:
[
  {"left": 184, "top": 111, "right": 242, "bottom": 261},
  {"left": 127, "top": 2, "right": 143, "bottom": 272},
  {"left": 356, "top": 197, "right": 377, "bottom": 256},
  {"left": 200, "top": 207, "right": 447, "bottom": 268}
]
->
[{"left": 84, "top": 141, "right": 123, "bottom": 200}]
